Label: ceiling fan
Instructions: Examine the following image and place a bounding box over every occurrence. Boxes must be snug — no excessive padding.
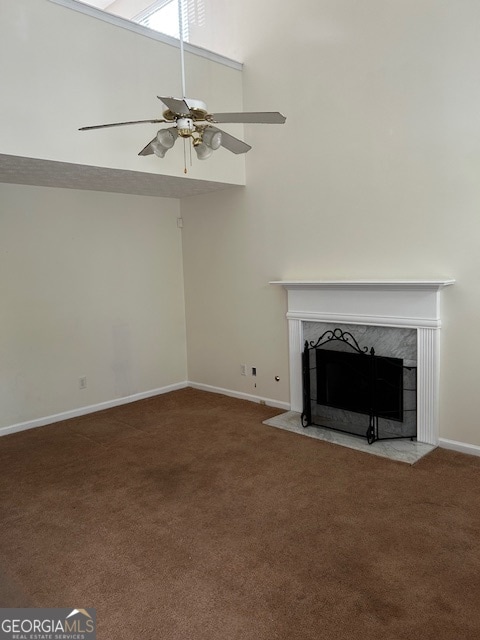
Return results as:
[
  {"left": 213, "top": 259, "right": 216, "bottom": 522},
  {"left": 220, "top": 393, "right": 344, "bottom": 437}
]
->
[
  {"left": 79, "top": 97, "right": 286, "bottom": 159},
  {"left": 79, "top": 0, "right": 286, "bottom": 164}
]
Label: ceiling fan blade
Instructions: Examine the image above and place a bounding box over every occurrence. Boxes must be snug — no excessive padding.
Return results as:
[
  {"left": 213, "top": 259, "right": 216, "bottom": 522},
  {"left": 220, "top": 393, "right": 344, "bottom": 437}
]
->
[
  {"left": 138, "top": 138, "right": 158, "bottom": 156},
  {"left": 208, "top": 111, "right": 286, "bottom": 124},
  {"left": 158, "top": 96, "right": 192, "bottom": 116},
  {"left": 208, "top": 125, "right": 252, "bottom": 155},
  {"left": 79, "top": 119, "right": 166, "bottom": 131}
]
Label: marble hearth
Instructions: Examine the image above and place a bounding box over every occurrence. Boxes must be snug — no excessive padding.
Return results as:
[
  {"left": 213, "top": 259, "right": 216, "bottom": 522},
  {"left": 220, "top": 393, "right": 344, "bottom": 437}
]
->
[{"left": 270, "top": 280, "right": 454, "bottom": 447}]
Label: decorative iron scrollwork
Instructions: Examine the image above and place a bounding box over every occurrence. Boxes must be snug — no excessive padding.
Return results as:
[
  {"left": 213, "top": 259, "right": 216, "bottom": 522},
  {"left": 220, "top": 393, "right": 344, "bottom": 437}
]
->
[{"left": 306, "top": 328, "right": 371, "bottom": 355}]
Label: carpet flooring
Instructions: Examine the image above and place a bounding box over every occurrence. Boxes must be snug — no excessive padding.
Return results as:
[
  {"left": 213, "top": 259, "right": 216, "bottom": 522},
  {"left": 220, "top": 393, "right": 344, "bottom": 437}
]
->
[{"left": 1, "top": 388, "right": 480, "bottom": 639}]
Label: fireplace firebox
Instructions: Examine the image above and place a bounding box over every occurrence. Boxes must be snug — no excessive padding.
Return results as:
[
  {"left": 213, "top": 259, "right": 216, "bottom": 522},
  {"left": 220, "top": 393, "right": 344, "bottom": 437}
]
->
[
  {"left": 302, "top": 328, "right": 417, "bottom": 444},
  {"left": 316, "top": 349, "right": 404, "bottom": 422}
]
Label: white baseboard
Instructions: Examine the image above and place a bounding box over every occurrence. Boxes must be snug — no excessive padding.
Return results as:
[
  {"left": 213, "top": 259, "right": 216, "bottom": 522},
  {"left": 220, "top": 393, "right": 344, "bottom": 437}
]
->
[
  {"left": 0, "top": 382, "right": 189, "bottom": 437},
  {"left": 188, "top": 381, "right": 290, "bottom": 411},
  {"left": 439, "top": 437, "right": 480, "bottom": 458},
  {"left": 189, "top": 384, "right": 480, "bottom": 457},
  {"left": 4, "top": 383, "right": 480, "bottom": 456}
]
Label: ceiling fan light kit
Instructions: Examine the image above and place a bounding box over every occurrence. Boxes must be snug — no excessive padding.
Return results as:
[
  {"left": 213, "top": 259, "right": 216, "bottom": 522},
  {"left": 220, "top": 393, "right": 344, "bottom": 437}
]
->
[
  {"left": 203, "top": 129, "right": 222, "bottom": 151},
  {"left": 150, "top": 127, "right": 178, "bottom": 157},
  {"left": 157, "top": 127, "right": 177, "bottom": 148},
  {"left": 194, "top": 142, "right": 213, "bottom": 160}
]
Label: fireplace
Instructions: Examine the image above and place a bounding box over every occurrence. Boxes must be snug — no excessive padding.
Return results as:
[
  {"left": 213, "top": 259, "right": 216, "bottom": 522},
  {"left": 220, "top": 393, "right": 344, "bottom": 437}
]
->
[{"left": 270, "top": 280, "right": 455, "bottom": 446}]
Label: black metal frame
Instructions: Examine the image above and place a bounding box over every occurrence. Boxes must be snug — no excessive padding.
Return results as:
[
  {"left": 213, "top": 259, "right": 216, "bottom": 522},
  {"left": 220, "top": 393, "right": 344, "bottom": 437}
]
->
[{"left": 301, "top": 328, "right": 417, "bottom": 444}]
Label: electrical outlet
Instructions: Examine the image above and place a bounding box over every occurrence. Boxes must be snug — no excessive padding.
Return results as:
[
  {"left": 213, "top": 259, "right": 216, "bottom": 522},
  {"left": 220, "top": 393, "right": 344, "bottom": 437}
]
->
[
  {"left": 79, "top": 376, "right": 87, "bottom": 389},
  {"left": 240, "top": 364, "right": 247, "bottom": 376}
]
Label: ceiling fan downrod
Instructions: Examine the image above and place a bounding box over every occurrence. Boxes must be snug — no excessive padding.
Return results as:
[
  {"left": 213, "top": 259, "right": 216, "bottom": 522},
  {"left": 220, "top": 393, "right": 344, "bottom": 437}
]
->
[{"left": 178, "top": 0, "right": 187, "bottom": 99}]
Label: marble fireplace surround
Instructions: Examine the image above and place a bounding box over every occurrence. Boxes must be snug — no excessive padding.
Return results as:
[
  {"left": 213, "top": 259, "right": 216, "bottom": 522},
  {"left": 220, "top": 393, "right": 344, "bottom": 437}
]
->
[{"left": 271, "top": 280, "right": 455, "bottom": 446}]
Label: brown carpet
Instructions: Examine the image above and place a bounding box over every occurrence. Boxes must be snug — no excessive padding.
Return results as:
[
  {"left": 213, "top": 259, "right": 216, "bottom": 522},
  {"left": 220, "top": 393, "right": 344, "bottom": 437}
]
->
[{"left": 1, "top": 388, "right": 480, "bottom": 639}]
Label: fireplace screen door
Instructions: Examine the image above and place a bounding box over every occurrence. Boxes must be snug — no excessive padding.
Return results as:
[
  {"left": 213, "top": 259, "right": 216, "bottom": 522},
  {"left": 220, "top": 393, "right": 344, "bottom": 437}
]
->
[{"left": 301, "top": 328, "right": 417, "bottom": 444}]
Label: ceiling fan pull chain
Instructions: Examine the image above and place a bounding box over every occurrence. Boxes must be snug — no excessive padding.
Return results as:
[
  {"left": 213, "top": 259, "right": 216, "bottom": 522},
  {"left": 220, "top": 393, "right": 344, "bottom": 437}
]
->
[{"left": 183, "top": 138, "right": 188, "bottom": 174}]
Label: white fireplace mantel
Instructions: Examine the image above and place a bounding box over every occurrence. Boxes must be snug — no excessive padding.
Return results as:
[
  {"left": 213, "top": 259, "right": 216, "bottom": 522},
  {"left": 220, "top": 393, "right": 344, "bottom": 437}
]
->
[
  {"left": 270, "top": 279, "right": 455, "bottom": 445},
  {"left": 271, "top": 280, "right": 455, "bottom": 287}
]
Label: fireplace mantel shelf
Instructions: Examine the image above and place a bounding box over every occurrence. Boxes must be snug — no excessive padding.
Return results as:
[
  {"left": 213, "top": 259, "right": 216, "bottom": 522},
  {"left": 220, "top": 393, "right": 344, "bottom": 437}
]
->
[{"left": 270, "top": 280, "right": 455, "bottom": 290}]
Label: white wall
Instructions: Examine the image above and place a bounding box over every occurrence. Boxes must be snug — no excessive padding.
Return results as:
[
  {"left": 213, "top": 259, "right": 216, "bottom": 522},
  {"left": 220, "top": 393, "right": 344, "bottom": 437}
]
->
[
  {"left": 181, "top": 0, "right": 480, "bottom": 447},
  {"left": 0, "top": 0, "right": 245, "bottom": 185},
  {"left": 0, "top": 183, "right": 187, "bottom": 429},
  {"left": 3, "top": 0, "right": 480, "bottom": 450}
]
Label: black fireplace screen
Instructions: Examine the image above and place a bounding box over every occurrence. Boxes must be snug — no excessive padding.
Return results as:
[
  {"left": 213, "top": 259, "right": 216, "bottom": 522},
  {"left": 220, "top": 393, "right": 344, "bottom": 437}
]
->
[{"left": 302, "top": 328, "right": 417, "bottom": 444}]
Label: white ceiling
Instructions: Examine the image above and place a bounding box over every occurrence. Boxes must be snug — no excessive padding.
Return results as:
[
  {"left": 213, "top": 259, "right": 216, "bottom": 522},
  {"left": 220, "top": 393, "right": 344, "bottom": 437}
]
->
[{"left": 0, "top": 154, "right": 240, "bottom": 199}]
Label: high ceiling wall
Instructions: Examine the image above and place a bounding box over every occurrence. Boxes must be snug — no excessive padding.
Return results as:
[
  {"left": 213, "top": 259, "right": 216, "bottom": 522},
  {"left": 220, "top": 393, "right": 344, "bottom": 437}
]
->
[{"left": 181, "top": 0, "right": 480, "bottom": 450}]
